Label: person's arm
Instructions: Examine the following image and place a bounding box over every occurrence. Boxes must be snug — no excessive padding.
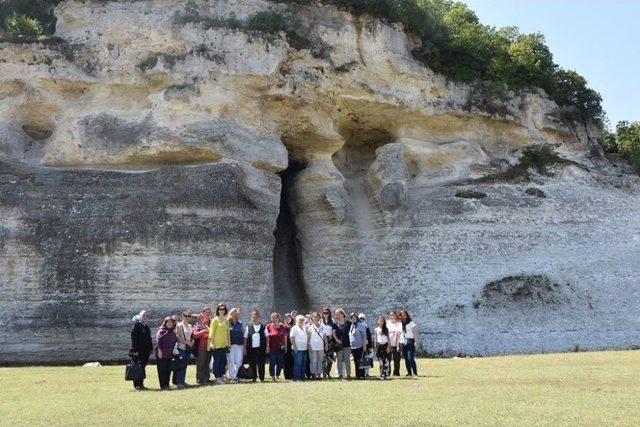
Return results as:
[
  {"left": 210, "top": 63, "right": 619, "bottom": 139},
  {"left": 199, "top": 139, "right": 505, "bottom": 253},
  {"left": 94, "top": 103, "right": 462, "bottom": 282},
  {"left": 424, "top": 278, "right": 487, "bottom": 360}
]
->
[
  {"left": 156, "top": 332, "right": 163, "bottom": 359},
  {"left": 323, "top": 332, "right": 328, "bottom": 352},
  {"left": 290, "top": 329, "right": 297, "bottom": 353},
  {"left": 284, "top": 332, "right": 289, "bottom": 354},
  {"left": 265, "top": 326, "right": 270, "bottom": 354},
  {"left": 412, "top": 324, "right": 420, "bottom": 347},
  {"left": 361, "top": 327, "right": 368, "bottom": 350},
  {"left": 131, "top": 324, "right": 140, "bottom": 355},
  {"left": 192, "top": 327, "right": 208, "bottom": 339},
  {"left": 243, "top": 326, "right": 249, "bottom": 356},
  {"left": 210, "top": 320, "right": 218, "bottom": 350}
]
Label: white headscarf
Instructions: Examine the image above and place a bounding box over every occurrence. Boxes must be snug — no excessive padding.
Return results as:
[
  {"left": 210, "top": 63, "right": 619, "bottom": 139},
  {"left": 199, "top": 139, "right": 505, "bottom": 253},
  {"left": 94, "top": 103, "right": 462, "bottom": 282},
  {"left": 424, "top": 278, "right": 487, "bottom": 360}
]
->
[{"left": 132, "top": 310, "right": 147, "bottom": 324}]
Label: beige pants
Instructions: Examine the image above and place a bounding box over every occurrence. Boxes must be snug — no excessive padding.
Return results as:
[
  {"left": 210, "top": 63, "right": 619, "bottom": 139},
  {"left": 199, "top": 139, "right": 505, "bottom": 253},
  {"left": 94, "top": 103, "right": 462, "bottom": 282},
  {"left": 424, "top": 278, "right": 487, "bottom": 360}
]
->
[{"left": 336, "top": 347, "right": 351, "bottom": 378}]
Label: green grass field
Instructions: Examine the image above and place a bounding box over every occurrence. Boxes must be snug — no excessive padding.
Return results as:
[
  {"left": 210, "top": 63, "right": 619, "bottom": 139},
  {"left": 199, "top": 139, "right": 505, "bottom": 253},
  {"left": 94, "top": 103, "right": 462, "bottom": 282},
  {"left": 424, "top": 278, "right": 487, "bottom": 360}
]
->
[{"left": 1, "top": 351, "right": 638, "bottom": 426}]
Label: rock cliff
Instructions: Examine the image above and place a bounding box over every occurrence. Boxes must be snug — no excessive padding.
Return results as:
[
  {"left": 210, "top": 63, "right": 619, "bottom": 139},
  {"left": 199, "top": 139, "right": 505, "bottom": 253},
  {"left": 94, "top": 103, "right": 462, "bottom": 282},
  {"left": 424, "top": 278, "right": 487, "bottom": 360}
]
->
[{"left": 1, "top": 0, "right": 639, "bottom": 363}]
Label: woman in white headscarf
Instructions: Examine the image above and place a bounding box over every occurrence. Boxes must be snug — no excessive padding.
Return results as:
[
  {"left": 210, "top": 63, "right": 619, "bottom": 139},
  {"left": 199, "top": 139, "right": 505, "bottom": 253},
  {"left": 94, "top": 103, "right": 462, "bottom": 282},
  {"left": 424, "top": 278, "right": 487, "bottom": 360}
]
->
[{"left": 130, "top": 310, "right": 153, "bottom": 390}]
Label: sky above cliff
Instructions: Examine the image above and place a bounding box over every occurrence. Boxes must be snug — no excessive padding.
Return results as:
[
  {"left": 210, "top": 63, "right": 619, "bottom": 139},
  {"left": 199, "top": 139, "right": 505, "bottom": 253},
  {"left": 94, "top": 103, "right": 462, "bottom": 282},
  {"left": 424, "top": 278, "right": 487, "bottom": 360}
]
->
[{"left": 464, "top": 0, "right": 640, "bottom": 127}]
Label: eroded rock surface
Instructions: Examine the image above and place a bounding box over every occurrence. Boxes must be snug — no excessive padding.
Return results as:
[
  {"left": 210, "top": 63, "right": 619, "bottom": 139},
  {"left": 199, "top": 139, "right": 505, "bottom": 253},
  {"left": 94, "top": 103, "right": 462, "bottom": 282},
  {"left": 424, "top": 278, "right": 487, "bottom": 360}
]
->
[{"left": 1, "top": 0, "right": 639, "bottom": 362}]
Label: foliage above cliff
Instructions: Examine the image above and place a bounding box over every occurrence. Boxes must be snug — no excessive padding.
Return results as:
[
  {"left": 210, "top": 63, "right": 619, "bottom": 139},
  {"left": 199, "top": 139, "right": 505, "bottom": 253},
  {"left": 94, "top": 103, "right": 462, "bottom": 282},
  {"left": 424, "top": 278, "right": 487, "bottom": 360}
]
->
[
  {"left": 281, "top": 0, "right": 603, "bottom": 123},
  {"left": 603, "top": 121, "right": 640, "bottom": 174}
]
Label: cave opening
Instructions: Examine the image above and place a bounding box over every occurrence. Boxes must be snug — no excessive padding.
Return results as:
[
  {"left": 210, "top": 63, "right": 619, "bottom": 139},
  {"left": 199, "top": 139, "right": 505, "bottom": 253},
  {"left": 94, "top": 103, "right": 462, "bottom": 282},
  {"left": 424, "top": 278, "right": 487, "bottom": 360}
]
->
[{"left": 272, "top": 159, "right": 310, "bottom": 313}]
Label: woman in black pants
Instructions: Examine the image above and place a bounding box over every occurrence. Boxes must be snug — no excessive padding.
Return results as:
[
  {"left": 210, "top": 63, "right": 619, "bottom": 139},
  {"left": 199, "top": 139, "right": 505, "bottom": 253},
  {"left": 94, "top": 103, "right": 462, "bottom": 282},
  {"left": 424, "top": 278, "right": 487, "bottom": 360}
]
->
[
  {"left": 155, "top": 317, "right": 177, "bottom": 390},
  {"left": 130, "top": 310, "right": 153, "bottom": 390},
  {"left": 283, "top": 313, "right": 295, "bottom": 380},
  {"left": 348, "top": 313, "right": 368, "bottom": 380},
  {"left": 244, "top": 310, "right": 267, "bottom": 382},
  {"left": 387, "top": 311, "right": 403, "bottom": 377}
]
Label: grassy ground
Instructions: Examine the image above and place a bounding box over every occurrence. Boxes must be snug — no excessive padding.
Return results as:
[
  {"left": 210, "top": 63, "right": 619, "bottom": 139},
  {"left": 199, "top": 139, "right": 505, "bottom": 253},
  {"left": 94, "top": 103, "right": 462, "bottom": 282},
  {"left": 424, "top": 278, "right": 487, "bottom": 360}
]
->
[{"left": 1, "top": 351, "right": 638, "bottom": 426}]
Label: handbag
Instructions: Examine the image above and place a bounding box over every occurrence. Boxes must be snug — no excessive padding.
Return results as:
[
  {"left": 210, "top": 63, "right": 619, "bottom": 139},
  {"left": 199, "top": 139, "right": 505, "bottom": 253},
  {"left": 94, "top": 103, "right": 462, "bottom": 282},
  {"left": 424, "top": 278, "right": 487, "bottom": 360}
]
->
[
  {"left": 360, "top": 352, "right": 374, "bottom": 369},
  {"left": 125, "top": 360, "right": 146, "bottom": 381},
  {"left": 329, "top": 337, "right": 343, "bottom": 352},
  {"left": 237, "top": 364, "right": 255, "bottom": 380},
  {"left": 169, "top": 352, "right": 188, "bottom": 371}
]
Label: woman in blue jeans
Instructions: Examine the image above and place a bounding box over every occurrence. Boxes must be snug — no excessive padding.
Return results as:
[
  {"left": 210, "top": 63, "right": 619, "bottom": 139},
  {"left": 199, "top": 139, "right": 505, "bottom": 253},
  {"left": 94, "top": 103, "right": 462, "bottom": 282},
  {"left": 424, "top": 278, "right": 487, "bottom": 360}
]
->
[
  {"left": 174, "top": 310, "right": 194, "bottom": 389},
  {"left": 266, "top": 312, "right": 287, "bottom": 382},
  {"left": 400, "top": 309, "right": 419, "bottom": 376},
  {"left": 290, "top": 315, "right": 308, "bottom": 381}
]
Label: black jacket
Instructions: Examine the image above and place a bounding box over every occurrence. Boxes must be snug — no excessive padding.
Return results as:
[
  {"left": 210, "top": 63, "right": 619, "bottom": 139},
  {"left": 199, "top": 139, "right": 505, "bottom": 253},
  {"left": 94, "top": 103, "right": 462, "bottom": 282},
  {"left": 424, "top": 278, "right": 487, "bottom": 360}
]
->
[
  {"left": 334, "top": 320, "right": 352, "bottom": 347},
  {"left": 131, "top": 321, "right": 153, "bottom": 362}
]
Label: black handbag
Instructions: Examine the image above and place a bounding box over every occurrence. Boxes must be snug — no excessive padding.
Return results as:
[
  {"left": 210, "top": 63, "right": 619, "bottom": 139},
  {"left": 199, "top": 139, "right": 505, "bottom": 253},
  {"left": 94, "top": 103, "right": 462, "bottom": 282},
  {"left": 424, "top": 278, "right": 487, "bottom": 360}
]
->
[
  {"left": 360, "top": 352, "right": 374, "bottom": 369},
  {"left": 329, "top": 339, "right": 343, "bottom": 352},
  {"left": 125, "top": 360, "right": 146, "bottom": 381},
  {"left": 237, "top": 364, "right": 255, "bottom": 380},
  {"left": 169, "top": 353, "right": 188, "bottom": 371}
]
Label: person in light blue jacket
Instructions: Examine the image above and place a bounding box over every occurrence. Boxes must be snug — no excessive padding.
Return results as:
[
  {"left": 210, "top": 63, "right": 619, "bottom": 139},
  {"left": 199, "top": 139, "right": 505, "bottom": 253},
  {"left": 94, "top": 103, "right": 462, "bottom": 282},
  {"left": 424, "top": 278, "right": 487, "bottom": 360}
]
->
[{"left": 348, "top": 313, "right": 368, "bottom": 380}]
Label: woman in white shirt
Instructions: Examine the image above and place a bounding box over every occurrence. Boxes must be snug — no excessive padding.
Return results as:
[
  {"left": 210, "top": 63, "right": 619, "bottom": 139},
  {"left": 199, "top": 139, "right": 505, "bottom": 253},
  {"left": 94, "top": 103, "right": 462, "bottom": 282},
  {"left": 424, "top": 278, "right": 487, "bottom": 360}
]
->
[
  {"left": 400, "top": 309, "right": 419, "bottom": 376},
  {"left": 386, "top": 311, "right": 403, "bottom": 377},
  {"left": 373, "top": 315, "right": 391, "bottom": 380},
  {"left": 290, "top": 315, "right": 309, "bottom": 381},
  {"left": 174, "top": 310, "right": 194, "bottom": 389},
  {"left": 306, "top": 312, "right": 327, "bottom": 380}
]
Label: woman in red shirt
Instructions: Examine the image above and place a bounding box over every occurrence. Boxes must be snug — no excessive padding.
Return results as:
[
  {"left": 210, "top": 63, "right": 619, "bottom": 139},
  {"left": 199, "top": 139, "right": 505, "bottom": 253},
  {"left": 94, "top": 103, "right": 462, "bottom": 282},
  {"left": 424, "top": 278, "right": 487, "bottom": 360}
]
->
[
  {"left": 191, "top": 314, "right": 211, "bottom": 385},
  {"left": 266, "top": 312, "right": 288, "bottom": 382}
]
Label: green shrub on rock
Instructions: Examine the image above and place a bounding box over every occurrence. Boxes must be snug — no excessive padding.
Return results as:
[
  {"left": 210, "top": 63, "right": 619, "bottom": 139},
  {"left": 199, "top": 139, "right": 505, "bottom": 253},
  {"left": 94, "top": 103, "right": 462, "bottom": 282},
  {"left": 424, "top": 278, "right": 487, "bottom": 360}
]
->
[
  {"left": 616, "top": 121, "right": 640, "bottom": 174},
  {"left": 280, "top": 0, "right": 604, "bottom": 124},
  {"left": 3, "top": 12, "right": 43, "bottom": 41}
]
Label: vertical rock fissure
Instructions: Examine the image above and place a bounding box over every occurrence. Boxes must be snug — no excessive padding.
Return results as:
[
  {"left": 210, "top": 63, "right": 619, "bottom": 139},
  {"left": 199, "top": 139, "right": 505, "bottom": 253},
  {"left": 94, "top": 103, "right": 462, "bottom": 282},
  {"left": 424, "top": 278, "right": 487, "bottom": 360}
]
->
[{"left": 272, "top": 160, "right": 309, "bottom": 313}]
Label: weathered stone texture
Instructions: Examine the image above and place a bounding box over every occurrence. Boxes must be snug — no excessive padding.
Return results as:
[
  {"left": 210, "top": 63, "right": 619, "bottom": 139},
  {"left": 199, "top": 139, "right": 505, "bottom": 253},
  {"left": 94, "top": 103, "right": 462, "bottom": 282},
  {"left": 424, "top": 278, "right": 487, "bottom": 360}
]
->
[{"left": 0, "top": 0, "right": 639, "bottom": 362}]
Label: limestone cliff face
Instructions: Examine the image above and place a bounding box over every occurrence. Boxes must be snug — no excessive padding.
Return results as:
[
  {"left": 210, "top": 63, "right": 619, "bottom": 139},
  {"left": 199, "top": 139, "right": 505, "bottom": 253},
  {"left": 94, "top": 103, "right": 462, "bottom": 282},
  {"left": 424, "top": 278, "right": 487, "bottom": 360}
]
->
[{"left": 1, "top": 0, "right": 639, "bottom": 363}]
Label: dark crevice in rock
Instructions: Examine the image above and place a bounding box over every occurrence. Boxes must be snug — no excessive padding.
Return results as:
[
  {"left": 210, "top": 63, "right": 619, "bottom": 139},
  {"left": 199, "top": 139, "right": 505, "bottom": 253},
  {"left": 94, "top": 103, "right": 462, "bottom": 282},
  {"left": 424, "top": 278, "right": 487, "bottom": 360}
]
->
[
  {"left": 455, "top": 190, "right": 487, "bottom": 200},
  {"left": 273, "top": 159, "right": 309, "bottom": 313},
  {"left": 525, "top": 187, "right": 547, "bottom": 198}
]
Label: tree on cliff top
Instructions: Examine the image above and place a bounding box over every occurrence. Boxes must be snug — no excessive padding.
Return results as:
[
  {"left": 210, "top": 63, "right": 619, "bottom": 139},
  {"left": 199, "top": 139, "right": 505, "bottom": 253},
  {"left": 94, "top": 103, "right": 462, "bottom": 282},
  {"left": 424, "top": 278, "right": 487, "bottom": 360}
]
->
[{"left": 288, "top": 0, "right": 603, "bottom": 124}]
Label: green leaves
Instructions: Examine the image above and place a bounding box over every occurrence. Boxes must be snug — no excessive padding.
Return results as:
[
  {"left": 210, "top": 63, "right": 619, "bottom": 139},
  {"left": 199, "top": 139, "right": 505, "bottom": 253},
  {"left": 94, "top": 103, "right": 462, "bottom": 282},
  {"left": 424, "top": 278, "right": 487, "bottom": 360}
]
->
[
  {"left": 285, "top": 0, "right": 604, "bottom": 123},
  {"left": 3, "top": 12, "right": 43, "bottom": 41},
  {"left": 616, "top": 121, "right": 640, "bottom": 173}
]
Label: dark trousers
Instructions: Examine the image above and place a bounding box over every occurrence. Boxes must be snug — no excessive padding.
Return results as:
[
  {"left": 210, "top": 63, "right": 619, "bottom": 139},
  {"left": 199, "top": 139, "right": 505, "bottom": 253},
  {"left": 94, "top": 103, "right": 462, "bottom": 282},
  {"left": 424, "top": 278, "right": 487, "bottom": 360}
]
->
[
  {"left": 390, "top": 347, "right": 401, "bottom": 376},
  {"left": 247, "top": 347, "right": 266, "bottom": 381},
  {"left": 212, "top": 348, "right": 227, "bottom": 379},
  {"left": 133, "top": 354, "right": 149, "bottom": 388},
  {"left": 157, "top": 358, "right": 171, "bottom": 389},
  {"left": 284, "top": 350, "right": 294, "bottom": 379},
  {"left": 195, "top": 349, "right": 211, "bottom": 384},
  {"left": 269, "top": 350, "right": 284, "bottom": 378},
  {"left": 351, "top": 347, "right": 366, "bottom": 379},
  {"left": 403, "top": 339, "right": 418, "bottom": 375},
  {"left": 377, "top": 344, "right": 390, "bottom": 378},
  {"left": 323, "top": 352, "right": 335, "bottom": 377}
]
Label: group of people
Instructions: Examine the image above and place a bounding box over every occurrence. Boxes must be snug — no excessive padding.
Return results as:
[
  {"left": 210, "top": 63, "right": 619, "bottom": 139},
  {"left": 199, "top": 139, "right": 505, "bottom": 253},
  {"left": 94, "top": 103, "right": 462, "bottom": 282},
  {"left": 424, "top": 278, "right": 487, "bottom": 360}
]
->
[{"left": 130, "top": 304, "right": 420, "bottom": 390}]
